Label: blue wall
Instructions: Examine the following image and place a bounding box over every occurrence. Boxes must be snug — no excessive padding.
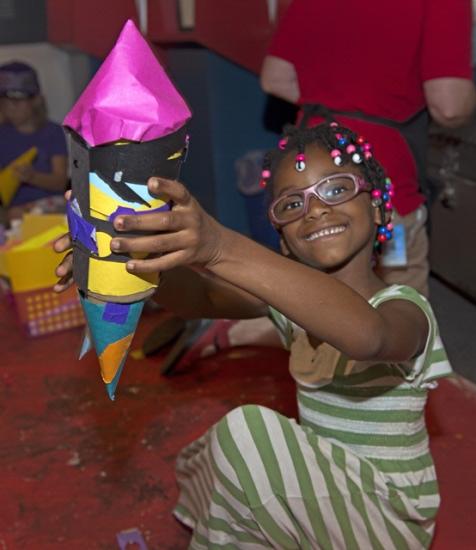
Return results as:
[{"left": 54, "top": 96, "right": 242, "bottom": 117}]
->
[{"left": 166, "top": 47, "right": 279, "bottom": 239}]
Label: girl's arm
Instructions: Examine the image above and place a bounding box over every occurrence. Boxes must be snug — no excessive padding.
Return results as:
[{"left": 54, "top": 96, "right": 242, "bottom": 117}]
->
[
  {"left": 155, "top": 266, "right": 268, "bottom": 320},
  {"left": 114, "top": 178, "right": 428, "bottom": 363},
  {"left": 53, "top": 236, "right": 267, "bottom": 321},
  {"left": 14, "top": 154, "right": 68, "bottom": 193}
]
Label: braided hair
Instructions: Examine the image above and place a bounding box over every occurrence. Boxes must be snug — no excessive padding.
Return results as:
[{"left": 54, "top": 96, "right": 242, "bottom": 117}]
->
[{"left": 261, "top": 122, "right": 394, "bottom": 250}]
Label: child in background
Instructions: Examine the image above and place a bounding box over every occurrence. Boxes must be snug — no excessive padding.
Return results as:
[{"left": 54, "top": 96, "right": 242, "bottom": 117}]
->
[
  {"left": 55, "top": 122, "right": 451, "bottom": 548},
  {"left": 0, "top": 61, "right": 68, "bottom": 219}
]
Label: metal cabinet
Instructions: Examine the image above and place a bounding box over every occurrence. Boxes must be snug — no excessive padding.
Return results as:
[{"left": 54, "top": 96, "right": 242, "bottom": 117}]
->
[{"left": 428, "top": 125, "right": 476, "bottom": 301}]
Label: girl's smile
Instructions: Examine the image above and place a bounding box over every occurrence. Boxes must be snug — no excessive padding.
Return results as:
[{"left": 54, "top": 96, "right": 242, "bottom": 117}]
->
[{"left": 303, "top": 223, "right": 348, "bottom": 241}]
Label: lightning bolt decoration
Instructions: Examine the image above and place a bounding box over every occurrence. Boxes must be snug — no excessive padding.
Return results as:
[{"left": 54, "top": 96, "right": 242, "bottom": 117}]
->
[{"left": 63, "top": 19, "right": 191, "bottom": 399}]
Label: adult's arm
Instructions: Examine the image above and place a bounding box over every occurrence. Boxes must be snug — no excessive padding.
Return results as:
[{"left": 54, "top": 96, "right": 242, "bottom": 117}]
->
[
  {"left": 260, "top": 55, "right": 300, "bottom": 104},
  {"left": 424, "top": 77, "right": 476, "bottom": 127},
  {"left": 422, "top": 0, "right": 474, "bottom": 127}
]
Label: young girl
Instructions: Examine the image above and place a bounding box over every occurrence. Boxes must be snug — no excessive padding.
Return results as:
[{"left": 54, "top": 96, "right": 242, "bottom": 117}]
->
[
  {"left": 56, "top": 122, "right": 451, "bottom": 549},
  {"left": 0, "top": 61, "right": 68, "bottom": 219}
]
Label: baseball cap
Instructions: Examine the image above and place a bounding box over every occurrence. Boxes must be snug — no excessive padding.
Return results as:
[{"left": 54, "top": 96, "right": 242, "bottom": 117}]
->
[{"left": 0, "top": 61, "right": 40, "bottom": 99}]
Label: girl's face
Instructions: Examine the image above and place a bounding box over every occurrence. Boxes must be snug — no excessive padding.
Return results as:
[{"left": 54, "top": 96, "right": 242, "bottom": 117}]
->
[
  {"left": 1, "top": 97, "right": 36, "bottom": 127},
  {"left": 272, "top": 143, "right": 380, "bottom": 272}
]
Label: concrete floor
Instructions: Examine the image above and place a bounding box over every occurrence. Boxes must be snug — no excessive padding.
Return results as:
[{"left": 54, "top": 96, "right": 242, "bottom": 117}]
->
[{"left": 429, "top": 276, "right": 476, "bottom": 383}]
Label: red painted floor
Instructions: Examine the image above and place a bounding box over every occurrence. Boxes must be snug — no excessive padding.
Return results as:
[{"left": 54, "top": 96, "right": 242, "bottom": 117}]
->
[{"left": 0, "top": 298, "right": 475, "bottom": 549}]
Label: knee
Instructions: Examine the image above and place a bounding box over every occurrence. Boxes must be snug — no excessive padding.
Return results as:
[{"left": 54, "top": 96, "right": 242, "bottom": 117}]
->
[
  {"left": 209, "top": 405, "right": 271, "bottom": 466},
  {"left": 213, "top": 404, "right": 266, "bottom": 440},
  {"left": 226, "top": 404, "right": 265, "bottom": 427}
]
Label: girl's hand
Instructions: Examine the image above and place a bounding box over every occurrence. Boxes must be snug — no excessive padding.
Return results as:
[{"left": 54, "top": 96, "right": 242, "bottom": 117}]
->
[
  {"left": 111, "top": 178, "right": 226, "bottom": 274},
  {"left": 53, "top": 233, "right": 73, "bottom": 292},
  {"left": 53, "top": 190, "right": 73, "bottom": 293},
  {"left": 14, "top": 164, "right": 35, "bottom": 184}
]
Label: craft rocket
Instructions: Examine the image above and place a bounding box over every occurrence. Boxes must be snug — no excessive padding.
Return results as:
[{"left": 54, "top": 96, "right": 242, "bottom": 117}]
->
[{"left": 63, "top": 19, "right": 191, "bottom": 399}]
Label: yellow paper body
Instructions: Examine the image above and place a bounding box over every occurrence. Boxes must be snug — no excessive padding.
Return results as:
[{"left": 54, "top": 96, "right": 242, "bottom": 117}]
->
[
  {"left": 0, "top": 147, "right": 38, "bottom": 206},
  {"left": 87, "top": 256, "right": 158, "bottom": 297},
  {"left": 89, "top": 183, "right": 167, "bottom": 219}
]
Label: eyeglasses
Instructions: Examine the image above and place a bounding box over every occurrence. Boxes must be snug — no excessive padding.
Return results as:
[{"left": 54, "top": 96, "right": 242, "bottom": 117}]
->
[{"left": 268, "top": 173, "right": 371, "bottom": 226}]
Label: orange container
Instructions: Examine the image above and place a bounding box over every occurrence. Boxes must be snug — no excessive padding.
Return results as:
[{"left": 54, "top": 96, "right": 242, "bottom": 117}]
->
[{"left": 14, "top": 284, "right": 84, "bottom": 337}]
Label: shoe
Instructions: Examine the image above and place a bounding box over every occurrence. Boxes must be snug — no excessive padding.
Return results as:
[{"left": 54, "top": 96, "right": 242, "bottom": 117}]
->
[
  {"left": 141, "top": 316, "right": 186, "bottom": 356},
  {"left": 160, "top": 319, "right": 213, "bottom": 375},
  {"left": 160, "top": 318, "right": 237, "bottom": 375}
]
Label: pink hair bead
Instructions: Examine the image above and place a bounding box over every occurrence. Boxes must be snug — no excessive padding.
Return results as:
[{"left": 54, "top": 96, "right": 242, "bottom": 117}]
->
[
  {"left": 388, "top": 189, "right": 395, "bottom": 197},
  {"left": 386, "top": 222, "right": 394, "bottom": 230},
  {"left": 261, "top": 169, "right": 271, "bottom": 178},
  {"left": 371, "top": 189, "right": 382, "bottom": 198},
  {"left": 296, "top": 153, "right": 305, "bottom": 161},
  {"left": 330, "top": 122, "right": 338, "bottom": 127},
  {"left": 363, "top": 143, "right": 372, "bottom": 151},
  {"left": 330, "top": 149, "right": 341, "bottom": 158},
  {"left": 385, "top": 201, "right": 392, "bottom": 210},
  {"left": 278, "top": 138, "right": 287, "bottom": 150},
  {"left": 346, "top": 144, "right": 356, "bottom": 154},
  {"left": 364, "top": 151, "right": 372, "bottom": 160}
]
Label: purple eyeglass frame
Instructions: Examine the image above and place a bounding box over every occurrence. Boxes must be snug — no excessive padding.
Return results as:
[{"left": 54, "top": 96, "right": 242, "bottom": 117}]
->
[{"left": 268, "top": 172, "right": 371, "bottom": 226}]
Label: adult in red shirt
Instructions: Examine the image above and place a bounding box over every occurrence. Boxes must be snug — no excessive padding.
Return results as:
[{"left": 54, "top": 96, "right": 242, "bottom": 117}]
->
[{"left": 261, "top": 0, "right": 476, "bottom": 296}]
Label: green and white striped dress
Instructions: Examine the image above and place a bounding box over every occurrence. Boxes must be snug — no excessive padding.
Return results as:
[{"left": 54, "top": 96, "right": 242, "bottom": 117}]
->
[{"left": 173, "top": 285, "right": 452, "bottom": 549}]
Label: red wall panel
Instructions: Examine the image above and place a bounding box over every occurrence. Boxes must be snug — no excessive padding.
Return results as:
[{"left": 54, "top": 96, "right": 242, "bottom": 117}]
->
[
  {"left": 47, "top": 0, "right": 138, "bottom": 58},
  {"left": 47, "top": 0, "right": 293, "bottom": 71},
  {"left": 46, "top": 0, "right": 73, "bottom": 44}
]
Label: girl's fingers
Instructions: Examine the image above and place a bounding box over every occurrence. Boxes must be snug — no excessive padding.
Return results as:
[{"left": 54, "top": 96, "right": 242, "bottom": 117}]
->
[
  {"left": 126, "top": 250, "right": 189, "bottom": 274},
  {"left": 113, "top": 208, "right": 191, "bottom": 233},
  {"left": 53, "top": 233, "right": 72, "bottom": 253},
  {"left": 53, "top": 252, "right": 74, "bottom": 293},
  {"left": 55, "top": 251, "right": 73, "bottom": 278},
  {"left": 53, "top": 274, "right": 74, "bottom": 293},
  {"left": 147, "top": 177, "right": 192, "bottom": 206},
  {"left": 111, "top": 229, "right": 193, "bottom": 255},
  {"left": 64, "top": 190, "right": 72, "bottom": 201}
]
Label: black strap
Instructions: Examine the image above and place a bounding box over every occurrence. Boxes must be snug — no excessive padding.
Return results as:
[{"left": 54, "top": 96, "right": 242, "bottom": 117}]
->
[{"left": 300, "top": 104, "right": 429, "bottom": 199}]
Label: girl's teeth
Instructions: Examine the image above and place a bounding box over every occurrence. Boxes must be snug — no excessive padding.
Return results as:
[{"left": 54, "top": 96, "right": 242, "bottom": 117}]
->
[{"left": 306, "top": 226, "right": 346, "bottom": 241}]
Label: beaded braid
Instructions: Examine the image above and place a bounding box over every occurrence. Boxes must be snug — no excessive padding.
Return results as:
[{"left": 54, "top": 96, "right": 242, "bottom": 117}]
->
[{"left": 260, "top": 122, "right": 394, "bottom": 251}]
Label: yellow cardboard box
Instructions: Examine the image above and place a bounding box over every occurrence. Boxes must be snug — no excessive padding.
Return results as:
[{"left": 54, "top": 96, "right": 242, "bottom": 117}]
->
[
  {"left": 4, "top": 223, "right": 68, "bottom": 292},
  {"left": 0, "top": 215, "right": 84, "bottom": 337},
  {"left": 0, "top": 213, "right": 67, "bottom": 283}
]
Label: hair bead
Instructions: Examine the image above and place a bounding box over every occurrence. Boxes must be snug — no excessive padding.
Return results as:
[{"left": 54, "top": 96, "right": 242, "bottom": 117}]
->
[
  {"left": 295, "top": 153, "right": 306, "bottom": 172},
  {"left": 330, "top": 148, "right": 343, "bottom": 166}
]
